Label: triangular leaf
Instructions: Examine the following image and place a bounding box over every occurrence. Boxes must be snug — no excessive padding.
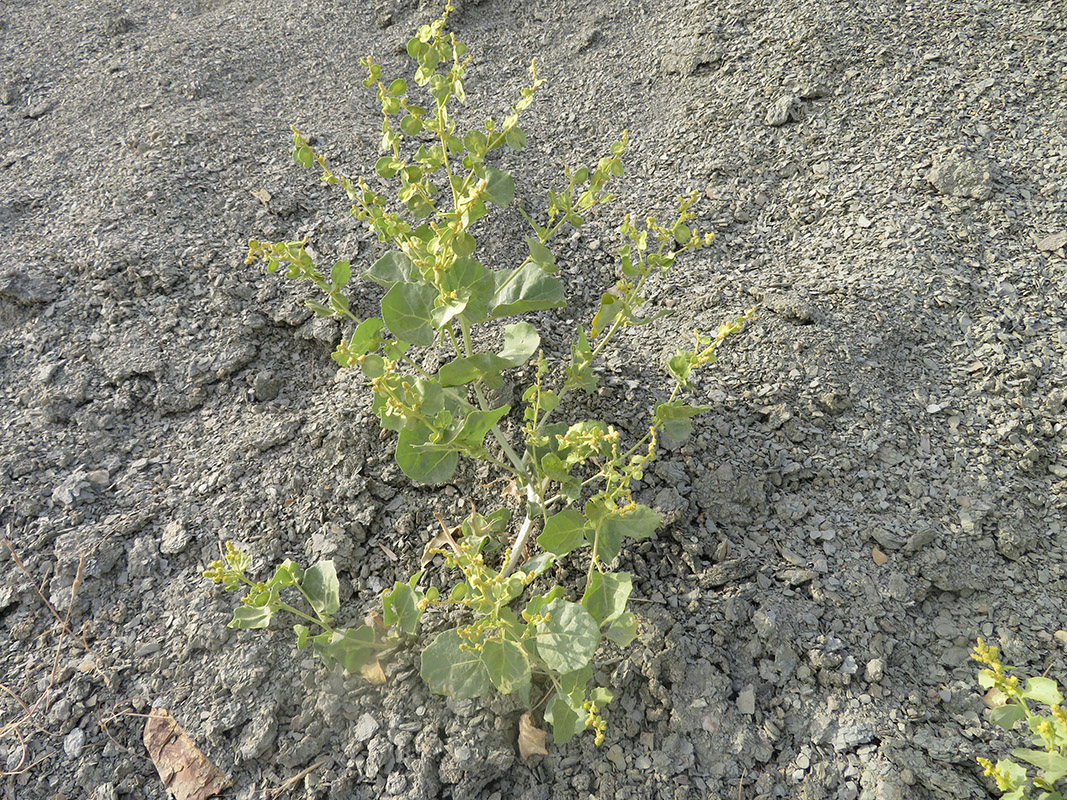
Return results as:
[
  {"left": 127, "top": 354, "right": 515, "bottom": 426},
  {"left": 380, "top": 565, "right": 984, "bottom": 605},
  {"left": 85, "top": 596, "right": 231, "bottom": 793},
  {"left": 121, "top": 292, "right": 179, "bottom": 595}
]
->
[
  {"left": 489, "top": 263, "right": 565, "bottom": 319},
  {"left": 581, "top": 571, "right": 632, "bottom": 626},
  {"left": 480, "top": 638, "right": 531, "bottom": 695},
  {"left": 396, "top": 425, "right": 460, "bottom": 485},
  {"left": 421, "top": 629, "right": 492, "bottom": 698},
  {"left": 536, "top": 599, "right": 600, "bottom": 674},
  {"left": 303, "top": 562, "right": 340, "bottom": 617},
  {"left": 989, "top": 704, "right": 1027, "bottom": 730},
  {"left": 381, "top": 281, "right": 437, "bottom": 346},
  {"left": 537, "top": 509, "right": 588, "bottom": 557},
  {"left": 604, "top": 611, "right": 637, "bottom": 647},
  {"left": 364, "top": 251, "right": 414, "bottom": 289},
  {"left": 1021, "top": 676, "right": 1064, "bottom": 707}
]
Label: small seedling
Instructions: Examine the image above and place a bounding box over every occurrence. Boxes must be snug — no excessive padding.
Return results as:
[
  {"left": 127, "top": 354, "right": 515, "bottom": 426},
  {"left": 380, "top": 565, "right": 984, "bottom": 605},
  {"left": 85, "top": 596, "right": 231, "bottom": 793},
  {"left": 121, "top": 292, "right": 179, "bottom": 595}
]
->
[{"left": 208, "top": 2, "right": 751, "bottom": 745}]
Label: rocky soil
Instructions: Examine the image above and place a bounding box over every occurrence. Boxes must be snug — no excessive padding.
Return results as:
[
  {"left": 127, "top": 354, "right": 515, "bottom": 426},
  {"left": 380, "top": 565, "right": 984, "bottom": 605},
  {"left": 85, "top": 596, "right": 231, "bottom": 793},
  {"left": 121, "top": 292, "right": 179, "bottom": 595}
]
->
[{"left": 2, "top": 0, "right": 1066, "bottom": 798}]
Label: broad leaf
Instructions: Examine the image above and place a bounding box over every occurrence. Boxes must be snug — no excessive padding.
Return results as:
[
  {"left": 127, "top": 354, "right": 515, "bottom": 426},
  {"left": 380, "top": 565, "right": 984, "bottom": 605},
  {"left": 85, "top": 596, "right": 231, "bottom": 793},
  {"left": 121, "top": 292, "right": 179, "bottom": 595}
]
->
[
  {"left": 449, "top": 405, "right": 510, "bottom": 452},
  {"left": 421, "top": 628, "right": 492, "bottom": 698},
  {"left": 485, "top": 166, "right": 514, "bottom": 206},
  {"left": 489, "top": 262, "right": 565, "bottom": 319},
  {"left": 603, "top": 504, "right": 661, "bottom": 541},
  {"left": 566, "top": 326, "right": 598, "bottom": 393},
  {"left": 537, "top": 509, "right": 588, "bottom": 556},
  {"left": 526, "top": 236, "right": 556, "bottom": 273},
  {"left": 653, "top": 402, "right": 711, "bottom": 442},
  {"left": 381, "top": 281, "right": 437, "bottom": 346},
  {"left": 440, "top": 256, "right": 493, "bottom": 323},
  {"left": 604, "top": 611, "right": 638, "bottom": 647},
  {"left": 330, "top": 260, "right": 351, "bottom": 290},
  {"left": 518, "top": 553, "right": 556, "bottom": 581},
  {"left": 536, "top": 599, "right": 600, "bottom": 674},
  {"left": 1022, "top": 676, "right": 1064, "bottom": 706},
  {"left": 591, "top": 291, "right": 623, "bottom": 338},
  {"left": 480, "top": 638, "right": 531, "bottom": 695},
  {"left": 581, "top": 571, "right": 632, "bottom": 626},
  {"left": 348, "top": 317, "right": 384, "bottom": 356},
  {"left": 382, "top": 582, "right": 422, "bottom": 636},
  {"left": 545, "top": 691, "right": 581, "bottom": 745},
  {"left": 323, "top": 626, "right": 376, "bottom": 673},
  {"left": 229, "top": 605, "right": 273, "bottom": 629},
  {"left": 989, "top": 704, "right": 1026, "bottom": 730},
  {"left": 396, "top": 425, "right": 460, "bottom": 484},
  {"left": 364, "top": 251, "right": 414, "bottom": 289},
  {"left": 303, "top": 561, "right": 340, "bottom": 617},
  {"left": 1012, "top": 749, "right": 1067, "bottom": 783}
]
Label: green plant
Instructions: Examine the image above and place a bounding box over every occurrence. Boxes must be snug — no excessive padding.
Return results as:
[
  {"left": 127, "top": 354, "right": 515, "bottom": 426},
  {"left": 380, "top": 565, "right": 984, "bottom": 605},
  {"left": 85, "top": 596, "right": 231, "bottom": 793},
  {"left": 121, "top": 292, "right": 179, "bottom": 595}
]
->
[
  {"left": 973, "top": 638, "right": 1067, "bottom": 799},
  {"left": 207, "top": 2, "right": 751, "bottom": 746}
]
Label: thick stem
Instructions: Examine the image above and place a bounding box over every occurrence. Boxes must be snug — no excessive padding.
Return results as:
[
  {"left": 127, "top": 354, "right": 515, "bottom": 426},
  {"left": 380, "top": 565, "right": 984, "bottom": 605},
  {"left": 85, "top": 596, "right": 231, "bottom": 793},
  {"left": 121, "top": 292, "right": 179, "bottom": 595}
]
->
[{"left": 502, "top": 484, "right": 541, "bottom": 577}]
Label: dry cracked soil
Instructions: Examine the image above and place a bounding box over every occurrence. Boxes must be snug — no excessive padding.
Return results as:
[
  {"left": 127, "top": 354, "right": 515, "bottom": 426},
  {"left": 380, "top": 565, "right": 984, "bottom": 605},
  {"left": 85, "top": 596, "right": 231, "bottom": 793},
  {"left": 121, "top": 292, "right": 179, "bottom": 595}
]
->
[{"left": 2, "top": 0, "right": 1067, "bottom": 798}]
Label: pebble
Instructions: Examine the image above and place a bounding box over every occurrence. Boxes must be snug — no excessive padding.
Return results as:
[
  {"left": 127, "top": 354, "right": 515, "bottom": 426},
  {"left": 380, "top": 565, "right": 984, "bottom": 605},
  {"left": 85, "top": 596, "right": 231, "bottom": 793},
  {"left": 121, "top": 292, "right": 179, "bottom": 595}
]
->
[{"left": 63, "top": 728, "right": 85, "bottom": 758}]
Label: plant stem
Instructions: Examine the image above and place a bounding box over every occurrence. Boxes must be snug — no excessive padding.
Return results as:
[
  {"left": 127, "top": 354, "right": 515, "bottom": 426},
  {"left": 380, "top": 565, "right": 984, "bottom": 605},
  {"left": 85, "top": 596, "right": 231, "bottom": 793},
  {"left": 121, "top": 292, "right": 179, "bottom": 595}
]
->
[{"left": 501, "top": 483, "right": 541, "bottom": 577}]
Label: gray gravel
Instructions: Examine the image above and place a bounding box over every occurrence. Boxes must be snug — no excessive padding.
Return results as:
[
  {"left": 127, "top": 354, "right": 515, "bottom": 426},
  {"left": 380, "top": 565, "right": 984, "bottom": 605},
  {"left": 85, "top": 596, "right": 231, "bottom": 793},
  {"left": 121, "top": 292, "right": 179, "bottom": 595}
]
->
[{"left": 2, "top": 0, "right": 1066, "bottom": 798}]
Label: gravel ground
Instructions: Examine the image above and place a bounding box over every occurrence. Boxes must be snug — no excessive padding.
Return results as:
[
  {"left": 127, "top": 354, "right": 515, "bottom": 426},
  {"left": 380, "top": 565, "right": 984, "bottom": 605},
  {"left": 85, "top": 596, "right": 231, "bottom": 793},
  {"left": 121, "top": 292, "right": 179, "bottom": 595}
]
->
[{"left": 2, "top": 0, "right": 1066, "bottom": 798}]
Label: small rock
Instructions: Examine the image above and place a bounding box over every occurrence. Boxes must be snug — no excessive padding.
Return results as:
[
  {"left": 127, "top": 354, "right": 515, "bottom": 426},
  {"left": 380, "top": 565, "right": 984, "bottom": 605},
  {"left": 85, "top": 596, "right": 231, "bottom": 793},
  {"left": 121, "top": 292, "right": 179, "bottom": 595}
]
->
[
  {"left": 865, "top": 659, "right": 884, "bottom": 683},
  {"left": 1036, "top": 231, "right": 1067, "bottom": 253},
  {"left": 353, "top": 712, "right": 379, "bottom": 742},
  {"left": 927, "top": 156, "right": 995, "bottom": 200},
  {"left": 766, "top": 95, "right": 801, "bottom": 126},
  {"left": 23, "top": 102, "right": 53, "bottom": 120},
  {"left": 252, "top": 370, "right": 282, "bottom": 402},
  {"left": 160, "top": 520, "right": 192, "bottom": 554},
  {"left": 736, "top": 685, "right": 756, "bottom": 715},
  {"left": 634, "top": 754, "right": 652, "bottom": 770},
  {"left": 63, "top": 727, "right": 85, "bottom": 758},
  {"left": 606, "top": 744, "right": 626, "bottom": 770}
]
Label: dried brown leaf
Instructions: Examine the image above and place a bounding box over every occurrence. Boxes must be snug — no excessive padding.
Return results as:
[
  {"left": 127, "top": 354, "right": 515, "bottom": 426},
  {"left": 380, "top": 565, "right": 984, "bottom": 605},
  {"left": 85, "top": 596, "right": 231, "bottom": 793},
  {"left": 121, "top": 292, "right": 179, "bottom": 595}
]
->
[
  {"left": 360, "top": 660, "right": 387, "bottom": 685},
  {"left": 143, "top": 708, "right": 229, "bottom": 800},
  {"left": 518, "top": 711, "right": 548, "bottom": 760},
  {"left": 251, "top": 188, "right": 272, "bottom": 204}
]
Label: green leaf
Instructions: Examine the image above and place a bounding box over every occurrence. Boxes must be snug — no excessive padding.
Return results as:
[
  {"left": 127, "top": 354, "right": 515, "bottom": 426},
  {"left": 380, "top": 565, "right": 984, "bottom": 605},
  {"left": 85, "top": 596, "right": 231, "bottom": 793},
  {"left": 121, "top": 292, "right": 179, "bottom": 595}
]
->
[
  {"left": 229, "top": 605, "right": 273, "bottom": 629},
  {"left": 481, "top": 638, "right": 531, "bottom": 695},
  {"left": 489, "top": 262, "right": 565, "bottom": 319},
  {"left": 438, "top": 322, "right": 539, "bottom": 387},
  {"left": 364, "top": 251, "right": 415, "bottom": 289},
  {"left": 294, "top": 624, "right": 310, "bottom": 650},
  {"left": 591, "top": 291, "right": 623, "bottom": 338},
  {"left": 536, "top": 599, "right": 601, "bottom": 674},
  {"left": 1012, "top": 749, "right": 1067, "bottom": 783},
  {"left": 330, "top": 260, "right": 351, "bottom": 290},
  {"left": 566, "top": 326, "right": 598, "bottom": 394},
  {"left": 545, "top": 691, "right": 581, "bottom": 744},
  {"left": 306, "top": 300, "right": 334, "bottom": 318},
  {"left": 453, "top": 231, "right": 476, "bottom": 257},
  {"left": 431, "top": 292, "right": 470, "bottom": 329},
  {"left": 303, "top": 561, "right": 340, "bottom": 617},
  {"left": 604, "top": 611, "right": 637, "bottom": 647},
  {"left": 440, "top": 256, "right": 493, "bottom": 323},
  {"left": 500, "top": 321, "right": 540, "bottom": 365},
  {"left": 484, "top": 166, "right": 514, "bottom": 206},
  {"left": 525, "top": 236, "right": 556, "bottom": 273},
  {"left": 524, "top": 586, "right": 564, "bottom": 621},
  {"left": 381, "top": 281, "right": 437, "bottom": 346},
  {"left": 518, "top": 552, "right": 556, "bottom": 581},
  {"left": 400, "top": 114, "right": 423, "bottom": 136},
  {"left": 375, "top": 156, "right": 402, "bottom": 179},
  {"left": 653, "top": 402, "right": 711, "bottom": 442},
  {"left": 581, "top": 571, "right": 632, "bottom": 626},
  {"left": 322, "top": 626, "right": 376, "bottom": 673},
  {"left": 382, "top": 582, "right": 422, "bottom": 636},
  {"left": 450, "top": 405, "right": 510, "bottom": 451},
  {"left": 396, "top": 425, "right": 460, "bottom": 484},
  {"left": 293, "top": 145, "right": 313, "bottom": 169},
  {"left": 537, "top": 509, "right": 588, "bottom": 557},
  {"left": 603, "top": 504, "right": 661, "bottom": 541},
  {"left": 421, "top": 629, "right": 492, "bottom": 698},
  {"left": 348, "top": 317, "right": 385, "bottom": 356},
  {"left": 505, "top": 126, "right": 527, "bottom": 151},
  {"left": 387, "top": 78, "right": 407, "bottom": 97},
  {"left": 989, "top": 704, "right": 1027, "bottom": 730},
  {"left": 1022, "top": 676, "right": 1064, "bottom": 706}
]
